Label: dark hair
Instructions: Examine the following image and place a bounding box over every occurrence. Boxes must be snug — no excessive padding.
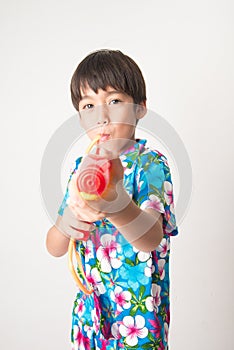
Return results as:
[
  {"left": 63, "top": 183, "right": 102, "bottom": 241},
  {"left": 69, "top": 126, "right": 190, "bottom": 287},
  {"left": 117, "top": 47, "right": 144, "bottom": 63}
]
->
[{"left": 70, "top": 49, "right": 146, "bottom": 111}]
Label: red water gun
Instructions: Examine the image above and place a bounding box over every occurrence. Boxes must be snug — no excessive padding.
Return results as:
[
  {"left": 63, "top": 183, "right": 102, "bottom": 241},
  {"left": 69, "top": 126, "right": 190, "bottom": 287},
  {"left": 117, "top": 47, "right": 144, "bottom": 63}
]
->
[{"left": 68, "top": 135, "right": 112, "bottom": 294}]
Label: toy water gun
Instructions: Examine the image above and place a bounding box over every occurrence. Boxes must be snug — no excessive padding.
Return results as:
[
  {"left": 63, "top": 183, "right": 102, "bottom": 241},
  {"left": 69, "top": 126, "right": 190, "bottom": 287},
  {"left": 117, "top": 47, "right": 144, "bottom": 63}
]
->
[{"left": 68, "top": 135, "right": 112, "bottom": 294}]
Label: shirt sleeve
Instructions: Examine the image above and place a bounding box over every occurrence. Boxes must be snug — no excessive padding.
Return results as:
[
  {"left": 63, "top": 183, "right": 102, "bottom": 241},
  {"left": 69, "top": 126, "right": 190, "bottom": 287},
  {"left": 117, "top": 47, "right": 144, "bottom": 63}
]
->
[
  {"left": 133, "top": 150, "right": 178, "bottom": 237},
  {"left": 58, "top": 157, "right": 82, "bottom": 216}
]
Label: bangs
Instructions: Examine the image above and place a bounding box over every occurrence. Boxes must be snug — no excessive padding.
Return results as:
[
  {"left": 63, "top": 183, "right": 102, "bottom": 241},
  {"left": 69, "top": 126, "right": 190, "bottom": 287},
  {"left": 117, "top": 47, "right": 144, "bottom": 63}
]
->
[
  {"left": 70, "top": 50, "right": 146, "bottom": 110},
  {"left": 78, "top": 55, "right": 127, "bottom": 96}
]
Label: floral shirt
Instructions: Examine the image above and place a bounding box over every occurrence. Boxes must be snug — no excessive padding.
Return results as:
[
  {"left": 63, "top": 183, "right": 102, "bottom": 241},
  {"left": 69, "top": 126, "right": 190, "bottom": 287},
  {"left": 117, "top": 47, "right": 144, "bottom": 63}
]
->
[{"left": 58, "top": 139, "right": 178, "bottom": 350}]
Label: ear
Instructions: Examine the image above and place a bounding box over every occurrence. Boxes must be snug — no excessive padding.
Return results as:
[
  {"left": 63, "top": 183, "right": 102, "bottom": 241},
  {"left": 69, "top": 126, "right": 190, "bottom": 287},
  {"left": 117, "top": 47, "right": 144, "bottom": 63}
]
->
[{"left": 136, "top": 101, "right": 147, "bottom": 120}]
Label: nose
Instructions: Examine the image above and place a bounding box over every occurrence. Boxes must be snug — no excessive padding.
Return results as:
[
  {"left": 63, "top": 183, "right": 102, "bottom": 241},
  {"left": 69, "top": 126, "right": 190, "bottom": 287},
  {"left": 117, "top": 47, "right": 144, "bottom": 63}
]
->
[{"left": 97, "top": 105, "right": 110, "bottom": 125}]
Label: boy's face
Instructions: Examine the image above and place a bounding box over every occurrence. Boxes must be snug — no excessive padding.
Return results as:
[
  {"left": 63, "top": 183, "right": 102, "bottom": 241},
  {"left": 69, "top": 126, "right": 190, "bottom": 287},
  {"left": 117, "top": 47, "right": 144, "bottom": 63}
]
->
[{"left": 78, "top": 85, "right": 146, "bottom": 154}]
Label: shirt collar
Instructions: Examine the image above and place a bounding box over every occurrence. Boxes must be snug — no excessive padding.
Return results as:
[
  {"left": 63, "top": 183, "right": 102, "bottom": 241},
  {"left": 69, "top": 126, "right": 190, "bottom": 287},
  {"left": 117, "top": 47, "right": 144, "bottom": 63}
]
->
[{"left": 120, "top": 139, "right": 147, "bottom": 160}]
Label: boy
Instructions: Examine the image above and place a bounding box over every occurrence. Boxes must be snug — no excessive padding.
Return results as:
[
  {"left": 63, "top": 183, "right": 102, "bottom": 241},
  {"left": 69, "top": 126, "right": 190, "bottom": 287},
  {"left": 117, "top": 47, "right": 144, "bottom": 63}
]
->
[{"left": 46, "top": 49, "right": 178, "bottom": 349}]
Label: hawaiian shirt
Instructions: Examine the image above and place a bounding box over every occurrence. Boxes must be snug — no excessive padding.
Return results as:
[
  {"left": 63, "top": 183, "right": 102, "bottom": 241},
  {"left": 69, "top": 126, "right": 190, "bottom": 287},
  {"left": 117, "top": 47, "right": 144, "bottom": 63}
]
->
[{"left": 58, "top": 139, "right": 178, "bottom": 350}]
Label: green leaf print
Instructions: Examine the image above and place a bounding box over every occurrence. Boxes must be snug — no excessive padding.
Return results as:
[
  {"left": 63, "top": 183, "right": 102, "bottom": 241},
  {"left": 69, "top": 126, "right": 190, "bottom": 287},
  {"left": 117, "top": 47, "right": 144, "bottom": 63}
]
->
[
  {"left": 129, "top": 285, "right": 148, "bottom": 315},
  {"left": 139, "top": 304, "right": 147, "bottom": 313},
  {"left": 159, "top": 304, "right": 167, "bottom": 322},
  {"left": 139, "top": 285, "right": 145, "bottom": 299},
  {"left": 125, "top": 258, "right": 135, "bottom": 266},
  {"left": 149, "top": 184, "right": 165, "bottom": 204},
  {"left": 142, "top": 341, "right": 160, "bottom": 349},
  {"left": 144, "top": 332, "right": 162, "bottom": 349},
  {"left": 142, "top": 343, "right": 156, "bottom": 349},
  {"left": 152, "top": 272, "right": 161, "bottom": 284},
  {"left": 130, "top": 305, "right": 139, "bottom": 316}
]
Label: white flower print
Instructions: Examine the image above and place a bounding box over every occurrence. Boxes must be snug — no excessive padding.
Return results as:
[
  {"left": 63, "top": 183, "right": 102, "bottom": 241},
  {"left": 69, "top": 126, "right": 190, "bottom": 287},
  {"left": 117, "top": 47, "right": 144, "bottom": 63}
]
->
[
  {"left": 91, "top": 308, "right": 100, "bottom": 334},
  {"left": 125, "top": 166, "right": 133, "bottom": 176},
  {"left": 146, "top": 279, "right": 162, "bottom": 312},
  {"left": 144, "top": 257, "right": 153, "bottom": 277},
  {"left": 145, "top": 296, "right": 154, "bottom": 312},
  {"left": 170, "top": 201, "right": 175, "bottom": 214},
  {"left": 83, "top": 324, "right": 92, "bottom": 339},
  {"left": 119, "top": 315, "right": 148, "bottom": 346},
  {"left": 141, "top": 195, "right": 165, "bottom": 213},
  {"left": 137, "top": 179, "right": 144, "bottom": 192},
  {"left": 158, "top": 259, "right": 166, "bottom": 280},
  {"left": 164, "top": 322, "right": 169, "bottom": 343},
  {"left": 96, "top": 234, "right": 122, "bottom": 273},
  {"left": 164, "top": 181, "right": 173, "bottom": 205},
  {"left": 121, "top": 157, "right": 133, "bottom": 175},
  {"left": 137, "top": 251, "right": 151, "bottom": 262},
  {"left": 74, "top": 299, "right": 85, "bottom": 318},
  {"left": 110, "top": 286, "right": 131, "bottom": 312},
  {"left": 84, "top": 239, "right": 94, "bottom": 263},
  {"left": 152, "top": 284, "right": 161, "bottom": 313},
  {"left": 72, "top": 325, "right": 86, "bottom": 350},
  {"left": 156, "top": 238, "right": 170, "bottom": 258},
  {"left": 111, "top": 322, "right": 120, "bottom": 339},
  {"left": 86, "top": 265, "right": 106, "bottom": 295}
]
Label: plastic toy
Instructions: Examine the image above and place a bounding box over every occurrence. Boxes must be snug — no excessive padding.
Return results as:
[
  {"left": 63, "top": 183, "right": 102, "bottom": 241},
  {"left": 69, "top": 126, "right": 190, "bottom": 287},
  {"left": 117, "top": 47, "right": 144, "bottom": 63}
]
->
[{"left": 68, "top": 135, "right": 112, "bottom": 294}]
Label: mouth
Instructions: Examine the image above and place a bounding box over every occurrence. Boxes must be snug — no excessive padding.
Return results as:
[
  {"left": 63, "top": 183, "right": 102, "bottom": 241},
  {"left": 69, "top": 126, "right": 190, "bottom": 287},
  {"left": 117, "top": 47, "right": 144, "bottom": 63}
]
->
[{"left": 99, "top": 134, "right": 110, "bottom": 142}]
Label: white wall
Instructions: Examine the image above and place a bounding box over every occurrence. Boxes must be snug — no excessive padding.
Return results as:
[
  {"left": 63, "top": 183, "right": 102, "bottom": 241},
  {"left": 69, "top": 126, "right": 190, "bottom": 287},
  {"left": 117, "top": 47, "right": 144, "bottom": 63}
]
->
[{"left": 1, "top": 0, "right": 234, "bottom": 349}]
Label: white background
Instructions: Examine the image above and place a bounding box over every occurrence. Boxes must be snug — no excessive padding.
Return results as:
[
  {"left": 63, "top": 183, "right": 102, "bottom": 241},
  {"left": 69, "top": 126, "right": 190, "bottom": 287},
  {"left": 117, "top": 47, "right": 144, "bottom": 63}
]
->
[{"left": 1, "top": 0, "right": 234, "bottom": 349}]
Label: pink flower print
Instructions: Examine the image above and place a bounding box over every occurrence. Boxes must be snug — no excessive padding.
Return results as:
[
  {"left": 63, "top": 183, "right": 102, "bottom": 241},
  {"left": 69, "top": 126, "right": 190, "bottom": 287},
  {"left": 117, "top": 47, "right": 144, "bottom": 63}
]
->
[
  {"left": 156, "top": 238, "right": 170, "bottom": 258},
  {"left": 119, "top": 315, "right": 148, "bottom": 346},
  {"left": 158, "top": 259, "right": 166, "bottom": 280},
  {"left": 98, "top": 338, "right": 111, "bottom": 350},
  {"left": 148, "top": 318, "right": 161, "bottom": 338},
  {"left": 161, "top": 156, "right": 169, "bottom": 167},
  {"left": 74, "top": 299, "right": 85, "bottom": 318},
  {"left": 158, "top": 340, "right": 166, "bottom": 350},
  {"left": 111, "top": 322, "right": 121, "bottom": 339},
  {"left": 164, "top": 181, "right": 173, "bottom": 205},
  {"left": 164, "top": 322, "right": 169, "bottom": 343},
  {"left": 83, "top": 324, "right": 92, "bottom": 338},
  {"left": 165, "top": 307, "right": 170, "bottom": 324},
  {"left": 137, "top": 180, "right": 144, "bottom": 192},
  {"left": 170, "top": 201, "right": 175, "bottom": 214},
  {"left": 97, "top": 234, "right": 122, "bottom": 273},
  {"left": 152, "top": 283, "right": 161, "bottom": 313},
  {"left": 86, "top": 266, "right": 106, "bottom": 295},
  {"left": 110, "top": 286, "right": 131, "bottom": 312},
  {"left": 73, "top": 326, "right": 90, "bottom": 350},
  {"left": 141, "top": 195, "right": 165, "bottom": 213},
  {"left": 146, "top": 279, "right": 162, "bottom": 312},
  {"left": 84, "top": 239, "right": 94, "bottom": 263},
  {"left": 145, "top": 257, "right": 155, "bottom": 277},
  {"left": 91, "top": 308, "right": 100, "bottom": 334}
]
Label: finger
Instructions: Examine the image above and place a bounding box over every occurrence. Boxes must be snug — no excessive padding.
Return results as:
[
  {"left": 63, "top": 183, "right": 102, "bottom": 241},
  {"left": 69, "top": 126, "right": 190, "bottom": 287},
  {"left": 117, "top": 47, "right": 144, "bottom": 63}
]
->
[
  {"left": 68, "top": 173, "right": 86, "bottom": 207},
  {"left": 58, "top": 217, "right": 95, "bottom": 241},
  {"left": 68, "top": 226, "right": 91, "bottom": 241},
  {"left": 67, "top": 227, "right": 85, "bottom": 240}
]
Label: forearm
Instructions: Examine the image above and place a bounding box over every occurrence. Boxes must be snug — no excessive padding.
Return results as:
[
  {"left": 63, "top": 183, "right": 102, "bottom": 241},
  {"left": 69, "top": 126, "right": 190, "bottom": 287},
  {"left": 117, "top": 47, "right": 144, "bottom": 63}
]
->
[
  {"left": 107, "top": 200, "right": 163, "bottom": 252},
  {"left": 46, "top": 222, "right": 70, "bottom": 257}
]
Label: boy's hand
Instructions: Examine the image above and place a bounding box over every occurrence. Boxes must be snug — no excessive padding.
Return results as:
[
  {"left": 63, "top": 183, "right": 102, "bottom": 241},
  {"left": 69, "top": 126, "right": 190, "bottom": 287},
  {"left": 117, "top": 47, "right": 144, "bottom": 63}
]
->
[{"left": 56, "top": 206, "right": 97, "bottom": 241}]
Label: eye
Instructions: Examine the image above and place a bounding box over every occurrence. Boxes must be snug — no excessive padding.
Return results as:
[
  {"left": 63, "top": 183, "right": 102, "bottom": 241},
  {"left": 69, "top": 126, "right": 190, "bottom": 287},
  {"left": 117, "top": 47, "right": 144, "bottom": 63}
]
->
[
  {"left": 109, "top": 99, "right": 121, "bottom": 105},
  {"left": 83, "top": 103, "right": 94, "bottom": 110}
]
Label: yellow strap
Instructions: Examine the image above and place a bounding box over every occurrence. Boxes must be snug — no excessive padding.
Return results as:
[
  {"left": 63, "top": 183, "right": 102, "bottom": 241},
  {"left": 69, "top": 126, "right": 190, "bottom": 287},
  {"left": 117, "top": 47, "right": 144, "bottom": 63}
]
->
[{"left": 85, "top": 134, "right": 101, "bottom": 154}]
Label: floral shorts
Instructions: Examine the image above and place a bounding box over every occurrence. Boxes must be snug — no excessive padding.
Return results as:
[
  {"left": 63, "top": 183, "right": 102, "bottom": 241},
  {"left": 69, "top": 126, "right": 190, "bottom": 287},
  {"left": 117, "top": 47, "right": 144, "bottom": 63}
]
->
[{"left": 71, "top": 292, "right": 125, "bottom": 350}]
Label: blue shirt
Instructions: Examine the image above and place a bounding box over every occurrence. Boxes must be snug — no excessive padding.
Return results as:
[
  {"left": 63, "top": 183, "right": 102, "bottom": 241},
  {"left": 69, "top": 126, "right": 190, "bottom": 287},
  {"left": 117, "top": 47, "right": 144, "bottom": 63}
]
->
[{"left": 59, "top": 139, "right": 178, "bottom": 350}]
